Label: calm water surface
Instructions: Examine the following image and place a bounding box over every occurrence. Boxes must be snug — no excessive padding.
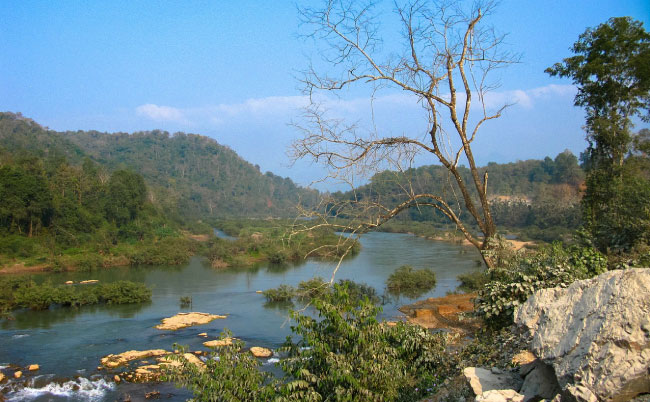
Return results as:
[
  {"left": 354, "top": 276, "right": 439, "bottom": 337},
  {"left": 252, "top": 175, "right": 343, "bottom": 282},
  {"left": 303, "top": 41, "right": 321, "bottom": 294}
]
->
[{"left": 0, "top": 232, "right": 482, "bottom": 401}]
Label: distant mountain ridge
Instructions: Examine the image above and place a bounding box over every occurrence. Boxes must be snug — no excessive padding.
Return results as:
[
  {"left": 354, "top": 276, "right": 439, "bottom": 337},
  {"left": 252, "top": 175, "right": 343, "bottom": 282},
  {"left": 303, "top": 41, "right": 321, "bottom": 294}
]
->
[{"left": 0, "top": 112, "right": 318, "bottom": 221}]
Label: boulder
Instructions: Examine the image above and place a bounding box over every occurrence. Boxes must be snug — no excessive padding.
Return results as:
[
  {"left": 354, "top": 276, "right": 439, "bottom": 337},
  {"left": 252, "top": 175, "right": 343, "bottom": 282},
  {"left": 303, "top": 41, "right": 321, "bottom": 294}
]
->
[
  {"left": 14, "top": 371, "right": 22, "bottom": 379},
  {"left": 28, "top": 364, "right": 39, "bottom": 371},
  {"left": 198, "top": 332, "right": 208, "bottom": 337},
  {"left": 463, "top": 367, "right": 522, "bottom": 395},
  {"left": 250, "top": 347, "right": 273, "bottom": 358},
  {"left": 114, "top": 375, "right": 121, "bottom": 383},
  {"left": 518, "top": 360, "right": 561, "bottom": 401},
  {"left": 101, "top": 349, "right": 168, "bottom": 368},
  {"left": 0, "top": 372, "right": 5, "bottom": 382},
  {"left": 203, "top": 338, "right": 233, "bottom": 348},
  {"left": 155, "top": 312, "right": 226, "bottom": 330},
  {"left": 65, "top": 281, "right": 74, "bottom": 285},
  {"left": 515, "top": 268, "right": 650, "bottom": 402},
  {"left": 476, "top": 389, "right": 525, "bottom": 402}
]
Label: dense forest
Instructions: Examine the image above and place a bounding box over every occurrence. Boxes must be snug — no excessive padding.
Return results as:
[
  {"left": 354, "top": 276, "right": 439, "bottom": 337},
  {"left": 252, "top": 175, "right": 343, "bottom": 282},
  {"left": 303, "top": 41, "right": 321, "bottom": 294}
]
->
[
  {"left": 328, "top": 150, "right": 585, "bottom": 241},
  {"left": 0, "top": 112, "right": 318, "bottom": 224}
]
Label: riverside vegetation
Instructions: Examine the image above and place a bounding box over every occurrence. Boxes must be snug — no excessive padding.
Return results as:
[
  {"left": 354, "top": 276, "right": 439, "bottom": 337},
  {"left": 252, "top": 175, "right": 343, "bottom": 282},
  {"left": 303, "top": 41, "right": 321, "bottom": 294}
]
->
[
  {"left": 1, "top": 11, "right": 649, "bottom": 401},
  {"left": 163, "top": 14, "right": 650, "bottom": 402}
]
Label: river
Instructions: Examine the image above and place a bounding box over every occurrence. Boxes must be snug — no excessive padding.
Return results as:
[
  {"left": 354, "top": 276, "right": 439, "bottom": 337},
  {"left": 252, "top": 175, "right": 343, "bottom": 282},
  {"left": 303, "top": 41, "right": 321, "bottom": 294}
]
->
[{"left": 0, "top": 232, "right": 483, "bottom": 401}]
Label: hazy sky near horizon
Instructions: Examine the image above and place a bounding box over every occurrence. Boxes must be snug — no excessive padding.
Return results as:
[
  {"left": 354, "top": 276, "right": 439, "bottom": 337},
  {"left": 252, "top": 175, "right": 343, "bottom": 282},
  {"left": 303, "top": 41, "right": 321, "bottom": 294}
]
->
[{"left": 1, "top": 1, "right": 649, "bottom": 190}]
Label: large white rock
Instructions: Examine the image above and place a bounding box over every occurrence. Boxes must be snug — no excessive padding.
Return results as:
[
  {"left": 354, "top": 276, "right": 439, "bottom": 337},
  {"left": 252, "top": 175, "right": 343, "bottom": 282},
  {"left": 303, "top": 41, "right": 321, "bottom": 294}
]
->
[{"left": 514, "top": 269, "right": 650, "bottom": 402}]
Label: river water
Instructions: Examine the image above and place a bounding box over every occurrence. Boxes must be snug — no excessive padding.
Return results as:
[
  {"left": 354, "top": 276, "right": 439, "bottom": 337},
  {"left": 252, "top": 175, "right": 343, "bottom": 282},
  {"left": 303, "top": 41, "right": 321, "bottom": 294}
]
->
[{"left": 0, "top": 232, "right": 482, "bottom": 401}]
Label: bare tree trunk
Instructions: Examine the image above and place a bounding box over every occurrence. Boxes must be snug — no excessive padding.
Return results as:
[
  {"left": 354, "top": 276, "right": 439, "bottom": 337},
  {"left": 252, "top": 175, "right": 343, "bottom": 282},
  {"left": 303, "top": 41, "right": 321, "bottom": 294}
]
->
[{"left": 290, "top": 0, "right": 516, "bottom": 270}]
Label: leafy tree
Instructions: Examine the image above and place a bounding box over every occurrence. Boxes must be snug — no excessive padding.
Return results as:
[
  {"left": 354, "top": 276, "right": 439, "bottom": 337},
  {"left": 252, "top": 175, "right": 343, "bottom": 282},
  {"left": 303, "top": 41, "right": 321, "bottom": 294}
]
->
[
  {"left": 165, "top": 285, "right": 454, "bottom": 401},
  {"left": 0, "top": 163, "right": 53, "bottom": 236},
  {"left": 546, "top": 17, "right": 650, "bottom": 252},
  {"left": 104, "top": 170, "right": 147, "bottom": 227}
]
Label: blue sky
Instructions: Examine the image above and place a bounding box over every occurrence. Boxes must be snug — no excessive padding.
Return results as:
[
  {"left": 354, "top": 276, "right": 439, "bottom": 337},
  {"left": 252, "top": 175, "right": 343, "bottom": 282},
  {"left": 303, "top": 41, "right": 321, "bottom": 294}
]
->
[{"left": 1, "top": 0, "right": 649, "bottom": 190}]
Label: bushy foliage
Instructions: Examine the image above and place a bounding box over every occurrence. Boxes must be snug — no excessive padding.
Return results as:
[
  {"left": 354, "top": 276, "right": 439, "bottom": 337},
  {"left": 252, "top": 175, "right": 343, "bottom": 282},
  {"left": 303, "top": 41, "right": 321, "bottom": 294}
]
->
[
  {"left": 386, "top": 265, "right": 437, "bottom": 298},
  {"left": 0, "top": 278, "right": 151, "bottom": 312},
  {"left": 475, "top": 242, "right": 607, "bottom": 327},
  {"left": 167, "top": 285, "right": 453, "bottom": 401},
  {"left": 163, "top": 331, "right": 277, "bottom": 402},
  {"left": 263, "top": 278, "right": 380, "bottom": 305},
  {"left": 205, "top": 223, "right": 360, "bottom": 268},
  {"left": 263, "top": 284, "right": 296, "bottom": 303}
]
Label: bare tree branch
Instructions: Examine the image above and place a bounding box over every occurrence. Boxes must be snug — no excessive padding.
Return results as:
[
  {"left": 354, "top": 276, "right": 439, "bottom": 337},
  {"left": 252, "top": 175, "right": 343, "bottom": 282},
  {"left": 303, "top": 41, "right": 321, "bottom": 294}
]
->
[{"left": 292, "top": 0, "right": 518, "bottom": 269}]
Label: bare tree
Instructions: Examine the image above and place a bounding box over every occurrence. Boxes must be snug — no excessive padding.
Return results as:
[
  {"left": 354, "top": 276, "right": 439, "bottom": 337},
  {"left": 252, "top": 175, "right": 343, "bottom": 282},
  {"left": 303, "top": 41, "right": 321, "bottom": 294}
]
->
[{"left": 290, "top": 0, "right": 516, "bottom": 270}]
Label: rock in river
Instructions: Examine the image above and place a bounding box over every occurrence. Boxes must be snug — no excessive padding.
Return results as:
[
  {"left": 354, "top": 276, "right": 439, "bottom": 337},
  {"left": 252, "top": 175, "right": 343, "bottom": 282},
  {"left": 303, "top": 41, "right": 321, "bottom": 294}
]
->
[
  {"left": 155, "top": 312, "right": 226, "bottom": 330},
  {"left": 250, "top": 347, "right": 273, "bottom": 358},
  {"left": 203, "top": 338, "right": 233, "bottom": 348},
  {"left": 101, "top": 349, "right": 168, "bottom": 369}
]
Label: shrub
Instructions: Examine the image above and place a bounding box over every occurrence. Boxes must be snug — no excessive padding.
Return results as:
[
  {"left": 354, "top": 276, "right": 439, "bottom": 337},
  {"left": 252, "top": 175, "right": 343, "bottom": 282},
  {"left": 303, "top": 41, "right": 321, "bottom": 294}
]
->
[
  {"left": 338, "top": 279, "right": 380, "bottom": 304},
  {"left": 97, "top": 281, "right": 152, "bottom": 304},
  {"left": 386, "top": 265, "right": 437, "bottom": 298},
  {"left": 179, "top": 296, "right": 192, "bottom": 308},
  {"left": 475, "top": 243, "right": 607, "bottom": 328},
  {"left": 295, "top": 276, "right": 330, "bottom": 300},
  {"left": 165, "top": 285, "right": 454, "bottom": 401},
  {"left": 456, "top": 270, "right": 490, "bottom": 292},
  {"left": 262, "top": 284, "right": 295, "bottom": 302}
]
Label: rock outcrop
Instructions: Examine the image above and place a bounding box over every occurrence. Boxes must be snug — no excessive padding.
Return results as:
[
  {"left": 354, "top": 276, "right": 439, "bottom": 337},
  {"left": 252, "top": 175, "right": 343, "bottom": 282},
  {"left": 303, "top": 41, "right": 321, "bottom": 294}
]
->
[
  {"left": 515, "top": 268, "right": 650, "bottom": 402},
  {"left": 250, "top": 347, "right": 273, "bottom": 358},
  {"left": 101, "top": 349, "right": 168, "bottom": 368},
  {"left": 155, "top": 312, "right": 226, "bottom": 330},
  {"left": 203, "top": 338, "right": 233, "bottom": 348}
]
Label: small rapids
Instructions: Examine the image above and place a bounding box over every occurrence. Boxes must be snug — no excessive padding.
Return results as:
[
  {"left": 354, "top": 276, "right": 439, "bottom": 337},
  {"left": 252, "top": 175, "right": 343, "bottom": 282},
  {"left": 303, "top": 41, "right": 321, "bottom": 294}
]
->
[{"left": 3, "top": 376, "right": 115, "bottom": 401}]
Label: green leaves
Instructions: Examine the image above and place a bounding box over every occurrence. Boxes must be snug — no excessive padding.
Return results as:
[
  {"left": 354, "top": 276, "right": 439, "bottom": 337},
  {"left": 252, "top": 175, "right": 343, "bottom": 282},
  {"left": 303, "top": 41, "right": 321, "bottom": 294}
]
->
[
  {"left": 547, "top": 17, "right": 650, "bottom": 254},
  {"left": 168, "top": 285, "right": 453, "bottom": 401},
  {"left": 476, "top": 243, "right": 607, "bottom": 327},
  {"left": 386, "top": 265, "right": 437, "bottom": 299}
]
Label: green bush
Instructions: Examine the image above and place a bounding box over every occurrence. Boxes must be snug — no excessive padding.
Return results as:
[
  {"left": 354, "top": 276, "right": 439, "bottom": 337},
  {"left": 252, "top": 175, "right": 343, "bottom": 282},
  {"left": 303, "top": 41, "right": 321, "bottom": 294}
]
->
[
  {"left": 263, "top": 284, "right": 295, "bottom": 302},
  {"left": 97, "top": 281, "right": 152, "bottom": 304},
  {"left": 386, "top": 265, "right": 437, "bottom": 298},
  {"left": 295, "top": 276, "right": 330, "bottom": 301},
  {"left": 456, "top": 270, "right": 490, "bottom": 292},
  {"left": 0, "top": 278, "right": 151, "bottom": 312},
  {"left": 165, "top": 285, "right": 454, "bottom": 401},
  {"left": 475, "top": 243, "right": 607, "bottom": 327}
]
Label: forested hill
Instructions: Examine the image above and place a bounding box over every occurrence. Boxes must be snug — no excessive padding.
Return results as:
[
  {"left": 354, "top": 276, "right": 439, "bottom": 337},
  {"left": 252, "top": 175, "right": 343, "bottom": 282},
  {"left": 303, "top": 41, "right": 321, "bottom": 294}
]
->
[
  {"left": 331, "top": 151, "right": 585, "bottom": 240},
  {"left": 0, "top": 112, "right": 318, "bottom": 221}
]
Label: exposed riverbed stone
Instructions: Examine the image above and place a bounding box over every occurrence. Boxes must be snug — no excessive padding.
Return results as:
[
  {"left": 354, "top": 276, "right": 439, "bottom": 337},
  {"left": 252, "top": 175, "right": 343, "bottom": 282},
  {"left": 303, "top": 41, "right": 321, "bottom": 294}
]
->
[
  {"left": 28, "top": 364, "right": 39, "bottom": 371},
  {"left": 101, "top": 349, "right": 168, "bottom": 368},
  {"left": 14, "top": 371, "right": 22, "bottom": 379},
  {"left": 0, "top": 372, "right": 5, "bottom": 382},
  {"left": 158, "top": 353, "right": 205, "bottom": 369},
  {"left": 250, "top": 347, "right": 272, "bottom": 358},
  {"left": 515, "top": 268, "right": 650, "bottom": 402},
  {"left": 155, "top": 312, "right": 226, "bottom": 330},
  {"left": 203, "top": 338, "right": 233, "bottom": 348},
  {"left": 399, "top": 293, "right": 480, "bottom": 335}
]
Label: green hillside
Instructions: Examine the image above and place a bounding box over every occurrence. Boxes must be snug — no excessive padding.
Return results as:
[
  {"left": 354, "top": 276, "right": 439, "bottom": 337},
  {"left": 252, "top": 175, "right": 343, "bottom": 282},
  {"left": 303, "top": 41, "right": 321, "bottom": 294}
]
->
[{"left": 0, "top": 112, "right": 318, "bottom": 222}]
